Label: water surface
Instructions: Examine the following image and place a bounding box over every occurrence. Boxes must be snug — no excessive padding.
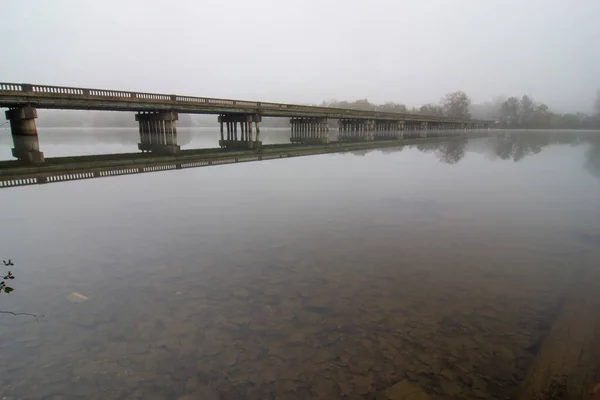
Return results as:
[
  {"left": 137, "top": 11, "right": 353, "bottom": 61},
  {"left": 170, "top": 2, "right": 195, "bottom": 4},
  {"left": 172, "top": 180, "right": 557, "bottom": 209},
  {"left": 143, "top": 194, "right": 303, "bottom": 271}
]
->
[{"left": 1, "top": 130, "right": 599, "bottom": 399}]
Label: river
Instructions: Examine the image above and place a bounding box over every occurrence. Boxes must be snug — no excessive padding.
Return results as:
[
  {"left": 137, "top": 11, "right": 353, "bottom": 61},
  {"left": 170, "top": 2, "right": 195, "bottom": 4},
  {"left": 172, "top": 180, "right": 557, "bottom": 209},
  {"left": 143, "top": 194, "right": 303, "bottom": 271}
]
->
[{"left": 0, "top": 129, "right": 599, "bottom": 399}]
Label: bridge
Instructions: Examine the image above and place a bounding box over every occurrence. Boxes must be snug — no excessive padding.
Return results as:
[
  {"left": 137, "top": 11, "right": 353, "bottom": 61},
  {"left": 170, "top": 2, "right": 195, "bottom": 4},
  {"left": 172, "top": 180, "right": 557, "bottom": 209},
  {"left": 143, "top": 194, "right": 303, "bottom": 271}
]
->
[
  {"left": 0, "top": 82, "right": 491, "bottom": 160},
  {"left": 0, "top": 82, "right": 492, "bottom": 188}
]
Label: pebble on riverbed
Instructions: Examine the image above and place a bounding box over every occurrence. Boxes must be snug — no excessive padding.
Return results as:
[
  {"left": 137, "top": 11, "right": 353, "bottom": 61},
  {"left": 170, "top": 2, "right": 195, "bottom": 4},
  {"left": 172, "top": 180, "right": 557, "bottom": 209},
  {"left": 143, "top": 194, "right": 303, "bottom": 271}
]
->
[{"left": 67, "top": 292, "right": 89, "bottom": 303}]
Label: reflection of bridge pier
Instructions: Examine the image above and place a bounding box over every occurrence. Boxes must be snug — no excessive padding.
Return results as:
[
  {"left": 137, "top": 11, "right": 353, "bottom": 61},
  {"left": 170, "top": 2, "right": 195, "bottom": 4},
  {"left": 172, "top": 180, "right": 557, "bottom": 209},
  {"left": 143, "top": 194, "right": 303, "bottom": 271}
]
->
[
  {"left": 421, "top": 122, "right": 429, "bottom": 137},
  {"left": 338, "top": 119, "right": 376, "bottom": 142},
  {"left": 290, "top": 117, "right": 329, "bottom": 144},
  {"left": 428, "top": 122, "right": 440, "bottom": 137},
  {"left": 404, "top": 121, "right": 423, "bottom": 138},
  {"left": 373, "top": 120, "right": 404, "bottom": 140},
  {"left": 136, "top": 111, "right": 180, "bottom": 155},
  {"left": 219, "top": 114, "right": 262, "bottom": 149},
  {"left": 5, "top": 106, "right": 45, "bottom": 165}
]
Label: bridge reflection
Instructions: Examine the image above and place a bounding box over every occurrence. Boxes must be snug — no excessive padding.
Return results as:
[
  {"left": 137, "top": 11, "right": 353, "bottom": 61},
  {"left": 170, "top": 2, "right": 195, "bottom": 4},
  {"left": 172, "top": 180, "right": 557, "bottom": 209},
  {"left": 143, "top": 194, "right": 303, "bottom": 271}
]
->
[{"left": 1, "top": 132, "right": 598, "bottom": 189}]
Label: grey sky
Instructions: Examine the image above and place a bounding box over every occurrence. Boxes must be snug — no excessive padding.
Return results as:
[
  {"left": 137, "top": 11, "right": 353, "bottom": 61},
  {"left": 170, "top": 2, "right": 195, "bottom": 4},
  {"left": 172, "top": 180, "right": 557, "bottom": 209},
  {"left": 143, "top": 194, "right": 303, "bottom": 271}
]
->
[{"left": 1, "top": 0, "right": 599, "bottom": 112}]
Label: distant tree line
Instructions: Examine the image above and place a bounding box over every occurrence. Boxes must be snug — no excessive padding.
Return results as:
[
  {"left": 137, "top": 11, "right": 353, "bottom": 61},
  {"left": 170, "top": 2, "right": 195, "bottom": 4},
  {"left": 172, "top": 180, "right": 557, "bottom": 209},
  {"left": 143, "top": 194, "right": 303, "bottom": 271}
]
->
[
  {"left": 494, "top": 92, "right": 600, "bottom": 129},
  {"left": 323, "top": 90, "right": 600, "bottom": 129},
  {"left": 321, "top": 91, "right": 472, "bottom": 120}
]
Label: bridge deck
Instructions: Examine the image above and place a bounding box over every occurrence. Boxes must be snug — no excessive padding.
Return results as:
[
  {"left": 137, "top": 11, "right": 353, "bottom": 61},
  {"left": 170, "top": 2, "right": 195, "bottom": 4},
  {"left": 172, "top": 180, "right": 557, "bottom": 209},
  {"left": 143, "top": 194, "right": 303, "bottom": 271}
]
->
[{"left": 0, "top": 82, "right": 490, "bottom": 125}]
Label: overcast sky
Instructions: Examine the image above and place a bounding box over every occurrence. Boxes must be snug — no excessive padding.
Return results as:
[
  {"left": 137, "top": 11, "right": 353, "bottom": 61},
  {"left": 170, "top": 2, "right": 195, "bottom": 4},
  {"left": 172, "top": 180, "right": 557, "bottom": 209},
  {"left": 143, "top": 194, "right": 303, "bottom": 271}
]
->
[{"left": 1, "top": 0, "right": 599, "bottom": 112}]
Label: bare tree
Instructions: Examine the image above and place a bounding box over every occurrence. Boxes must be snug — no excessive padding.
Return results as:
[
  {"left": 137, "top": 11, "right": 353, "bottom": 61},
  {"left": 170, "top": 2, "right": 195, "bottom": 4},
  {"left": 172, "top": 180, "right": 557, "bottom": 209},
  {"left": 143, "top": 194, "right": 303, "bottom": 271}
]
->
[
  {"left": 519, "top": 95, "right": 535, "bottom": 128},
  {"left": 419, "top": 103, "right": 444, "bottom": 117},
  {"left": 500, "top": 97, "right": 520, "bottom": 127},
  {"left": 441, "top": 91, "right": 471, "bottom": 119},
  {"left": 376, "top": 101, "right": 408, "bottom": 113}
]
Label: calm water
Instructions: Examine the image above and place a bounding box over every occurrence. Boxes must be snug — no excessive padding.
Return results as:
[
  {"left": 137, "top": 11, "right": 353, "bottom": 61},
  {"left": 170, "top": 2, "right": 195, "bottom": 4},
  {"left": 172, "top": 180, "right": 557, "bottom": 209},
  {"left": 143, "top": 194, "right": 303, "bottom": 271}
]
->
[{"left": 1, "top": 130, "right": 599, "bottom": 399}]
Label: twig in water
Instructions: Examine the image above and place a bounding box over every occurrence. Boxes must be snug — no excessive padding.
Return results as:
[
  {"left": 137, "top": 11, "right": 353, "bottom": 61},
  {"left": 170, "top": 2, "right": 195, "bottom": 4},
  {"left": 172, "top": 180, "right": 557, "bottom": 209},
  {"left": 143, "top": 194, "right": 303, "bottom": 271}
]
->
[{"left": 0, "top": 310, "right": 45, "bottom": 322}]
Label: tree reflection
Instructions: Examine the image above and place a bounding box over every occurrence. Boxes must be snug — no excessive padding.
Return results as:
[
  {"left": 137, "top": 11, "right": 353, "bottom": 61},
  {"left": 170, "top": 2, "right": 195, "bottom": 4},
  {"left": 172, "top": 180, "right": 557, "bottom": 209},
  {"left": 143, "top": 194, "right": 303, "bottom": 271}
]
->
[
  {"left": 416, "top": 138, "right": 468, "bottom": 165},
  {"left": 349, "top": 149, "right": 371, "bottom": 157},
  {"left": 585, "top": 140, "right": 600, "bottom": 180},
  {"left": 492, "top": 133, "right": 548, "bottom": 162},
  {"left": 348, "top": 146, "right": 404, "bottom": 157},
  {"left": 482, "top": 131, "right": 600, "bottom": 181},
  {"left": 410, "top": 132, "right": 600, "bottom": 181},
  {"left": 437, "top": 139, "right": 467, "bottom": 165}
]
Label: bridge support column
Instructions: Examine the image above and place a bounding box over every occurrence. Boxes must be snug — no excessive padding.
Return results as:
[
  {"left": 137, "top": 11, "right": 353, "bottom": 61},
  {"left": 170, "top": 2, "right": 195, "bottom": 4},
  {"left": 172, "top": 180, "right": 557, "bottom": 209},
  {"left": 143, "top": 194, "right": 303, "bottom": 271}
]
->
[
  {"left": 404, "top": 122, "right": 418, "bottom": 138},
  {"left": 374, "top": 120, "right": 403, "bottom": 141},
  {"left": 255, "top": 116, "right": 261, "bottom": 144},
  {"left": 420, "top": 122, "right": 428, "bottom": 138},
  {"left": 397, "top": 121, "right": 405, "bottom": 139},
  {"left": 5, "top": 106, "right": 45, "bottom": 165},
  {"left": 218, "top": 114, "right": 261, "bottom": 149},
  {"left": 136, "top": 111, "right": 180, "bottom": 155},
  {"left": 290, "top": 117, "right": 329, "bottom": 144},
  {"left": 338, "top": 119, "right": 349, "bottom": 142},
  {"left": 457, "top": 123, "right": 464, "bottom": 135},
  {"left": 433, "top": 122, "right": 438, "bottom": 135},
  {"left": 338, "top": 119, "right": 374, "bottom": 142}
]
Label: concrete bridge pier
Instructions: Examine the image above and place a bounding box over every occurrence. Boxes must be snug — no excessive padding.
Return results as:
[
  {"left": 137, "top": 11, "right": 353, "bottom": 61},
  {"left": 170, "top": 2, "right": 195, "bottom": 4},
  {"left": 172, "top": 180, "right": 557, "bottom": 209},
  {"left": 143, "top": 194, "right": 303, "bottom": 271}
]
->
[
  {"left": 374, "top": 120, "right": 404, "bottom": 140},
  {"left": 5, "top": 106, "right": 44, "bottom": 165},
  {"left": 219, "top": 114, "right": 261, "bottom": 149},
  {"left": 404, "top": 122, "right": 421, "bottom": 139},
  {"left": 136, "top": 111, "right": 180, "bottom": 155},
  {"left": 463, "top": 123, "right": 474, "bottom": 135},
  {"left": 448, "top": 123, "right": 456, "bottom": 136},
  {"left": 420, "top": 122, "right": 429, "bottom": 138},
  {"left": 398, "top": 121, "right": 405, "bottom": 139},
  {"left": 338, "top": 119, "right": 374, "bottom": 142},
  {"left": 290, "top": 117, "right": 329, "bottom": 144},
  {"left": 439, "top": 123, "right": 447, "bottom": 137},
  {"left": 429, "top": 122, "right": 440, "bottom": 137}
]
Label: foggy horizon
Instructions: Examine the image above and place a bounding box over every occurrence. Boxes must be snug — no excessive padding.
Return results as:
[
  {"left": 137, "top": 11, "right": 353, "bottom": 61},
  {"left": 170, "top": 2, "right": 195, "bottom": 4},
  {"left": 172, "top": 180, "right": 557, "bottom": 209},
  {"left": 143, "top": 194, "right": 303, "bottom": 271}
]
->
[{"left": 2, "top": 0, "right": 599, "bottom": 113}]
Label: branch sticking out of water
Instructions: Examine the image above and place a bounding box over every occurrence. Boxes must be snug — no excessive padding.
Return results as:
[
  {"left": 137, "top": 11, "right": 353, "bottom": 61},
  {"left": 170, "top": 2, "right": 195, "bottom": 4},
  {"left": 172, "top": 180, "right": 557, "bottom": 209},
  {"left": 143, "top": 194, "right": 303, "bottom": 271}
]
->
[{"left": 0, "top": 310, "right": 45, "bottom": 323}]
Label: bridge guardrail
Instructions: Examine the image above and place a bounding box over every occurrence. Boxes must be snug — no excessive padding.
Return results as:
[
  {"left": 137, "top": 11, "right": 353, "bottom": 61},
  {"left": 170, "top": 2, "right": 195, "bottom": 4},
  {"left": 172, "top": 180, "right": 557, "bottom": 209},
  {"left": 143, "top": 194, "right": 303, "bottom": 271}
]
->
[
  {"left": 0, "top": 83, "right": 23, "bottom": 91},
  {"left": 0, "top": 82, "right": 484, "bottom": 125}
]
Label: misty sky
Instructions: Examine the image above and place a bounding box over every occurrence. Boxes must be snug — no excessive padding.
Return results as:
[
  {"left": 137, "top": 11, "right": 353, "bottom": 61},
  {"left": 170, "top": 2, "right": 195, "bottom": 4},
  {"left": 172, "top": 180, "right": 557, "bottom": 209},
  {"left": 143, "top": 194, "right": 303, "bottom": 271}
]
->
[{"left": 1, "top": 0, "right": 599, "bottom": 112}]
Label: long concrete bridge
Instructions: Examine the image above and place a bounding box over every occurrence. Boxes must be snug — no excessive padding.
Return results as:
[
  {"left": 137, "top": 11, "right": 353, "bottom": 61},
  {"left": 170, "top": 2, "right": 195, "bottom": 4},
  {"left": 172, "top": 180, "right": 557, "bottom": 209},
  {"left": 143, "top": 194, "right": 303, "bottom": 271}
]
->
[{"left": 1, "top": 82, "right": 491, "bottom": 166}]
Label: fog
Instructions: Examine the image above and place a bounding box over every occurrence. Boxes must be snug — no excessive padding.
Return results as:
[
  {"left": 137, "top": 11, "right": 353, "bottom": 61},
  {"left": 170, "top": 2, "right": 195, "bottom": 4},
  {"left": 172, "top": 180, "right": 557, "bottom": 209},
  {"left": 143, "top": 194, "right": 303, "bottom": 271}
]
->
[{"left": 1, "top": 0, "right": 599, "bottom": 113}]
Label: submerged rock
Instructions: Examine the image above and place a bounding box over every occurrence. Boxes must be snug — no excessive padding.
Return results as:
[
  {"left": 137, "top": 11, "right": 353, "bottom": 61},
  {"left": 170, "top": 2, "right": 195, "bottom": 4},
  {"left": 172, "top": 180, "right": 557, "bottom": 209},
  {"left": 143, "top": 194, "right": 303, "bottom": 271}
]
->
[{"left": 67, "top": 292, "right": 89, "bottom": 303}]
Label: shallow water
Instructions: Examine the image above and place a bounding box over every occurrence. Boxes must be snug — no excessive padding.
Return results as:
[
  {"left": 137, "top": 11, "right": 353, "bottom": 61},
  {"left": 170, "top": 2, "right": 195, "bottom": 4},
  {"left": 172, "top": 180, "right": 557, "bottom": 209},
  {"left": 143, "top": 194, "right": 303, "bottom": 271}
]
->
[{"left": 1, "top": 130, "right": 599, "bottom": 399}]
